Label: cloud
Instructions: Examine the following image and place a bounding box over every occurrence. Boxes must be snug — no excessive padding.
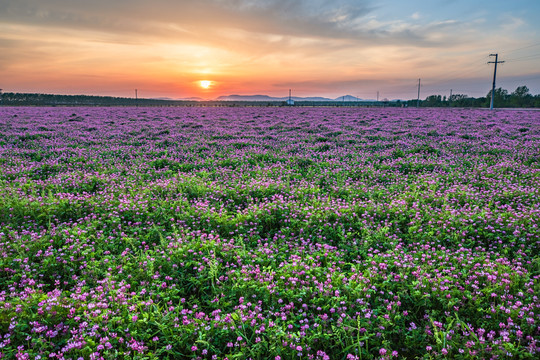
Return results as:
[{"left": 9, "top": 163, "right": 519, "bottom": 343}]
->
[
  {"left": 0, "top": 0, "right": 453, "bottom": 48},
  {"left": 0, "top": 0, "right": 372, "bottom": 39},
  {"left": 501, "top": 16, "right": 525, "bottom": 32},
  {"left": 1, "top": 0, "right": 538, "bottom": 98}
]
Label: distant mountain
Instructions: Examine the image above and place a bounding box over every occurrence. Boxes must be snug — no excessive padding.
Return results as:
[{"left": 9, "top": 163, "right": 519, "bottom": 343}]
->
[
  {"left": 334, "top": 95, "right": 363, "bottom": 102},
  {"left": 152, "top": 96, "right": 206, "bottom": 101},
  {"left": 179, "top": 96, "right": 206, "bottom": 101},
  {"left": 215, "top": 94, "right": 365, "bottom": 102},
  {"left": 216, "top": 95, "right": 279, "bottom": 101}
]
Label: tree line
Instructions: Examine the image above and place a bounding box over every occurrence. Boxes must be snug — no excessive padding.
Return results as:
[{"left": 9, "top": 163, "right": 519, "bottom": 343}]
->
[
  {"left": 405, "top": 85, "right": 540, "bottom": 108},
  {"left": 0, "top": 92, "right": 197, "bottom": 106},
  {"left": 1, "top": 86, "right": 539, "bottom": 107}
]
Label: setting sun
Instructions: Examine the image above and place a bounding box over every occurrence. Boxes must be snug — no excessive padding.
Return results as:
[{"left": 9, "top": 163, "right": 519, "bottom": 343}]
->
[{"left": 200, "top": 80, "right": 212, "bottom": 89}]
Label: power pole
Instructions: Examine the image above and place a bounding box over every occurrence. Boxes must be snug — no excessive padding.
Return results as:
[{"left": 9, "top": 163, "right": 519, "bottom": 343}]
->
[
  {"left": 135, "top": 89, "right": 138, "bottom": 107},
  {"left": 416, "top": 79, "right": 421, "bottom": 108},
  {"left": 488, "top": 54, "right": 504, "bottom": 110},
  {"left": 376, "top": 91, "right": 379, "bottom": 102}
]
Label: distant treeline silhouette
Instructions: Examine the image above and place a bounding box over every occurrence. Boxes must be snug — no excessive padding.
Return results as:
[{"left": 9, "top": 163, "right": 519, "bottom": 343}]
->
[
  {"left": 408, "top": 86, "right": 540, "bottom": 108},
  {"left": 0, "top": 93, "right": 197, "bottom": 107},
  {"left": 1, "top": 85, "right": 539, "bottom": 107}
]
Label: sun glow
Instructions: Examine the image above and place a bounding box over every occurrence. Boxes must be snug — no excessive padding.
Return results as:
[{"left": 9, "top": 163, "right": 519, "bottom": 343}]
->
[{"left": 200, "top": 80, "right": 212, "bottom": 89}]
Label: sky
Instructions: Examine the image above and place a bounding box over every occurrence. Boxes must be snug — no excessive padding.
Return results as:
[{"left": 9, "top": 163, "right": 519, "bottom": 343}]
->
[{"left": 1, "top": 0, "right": 540, "bottom": 100}]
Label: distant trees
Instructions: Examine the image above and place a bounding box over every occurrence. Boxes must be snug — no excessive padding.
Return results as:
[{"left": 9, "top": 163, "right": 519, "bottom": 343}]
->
[
  {"left": 509, "top": 86, "right": 534, "bottom": 107},
  {"left": 407, "top": 93, "right": 486, "bottom": 108},
  {"left": 406, "top": 85, "right": 539, "bottom": 108},
  {"left": 423, "top": 95, "right": 443, "bottom": 107},
  {"left": 485, "top": 88, "right": 509, "bottom": 108},
  {"left": 482, "top": 86, "right": 540, "bottom": 108},
  {"left": 0, "top": 93, "right": 201, "bottom": 107},
  {"left": 448, "top": 94, "right": 480, "bottom": 107}
]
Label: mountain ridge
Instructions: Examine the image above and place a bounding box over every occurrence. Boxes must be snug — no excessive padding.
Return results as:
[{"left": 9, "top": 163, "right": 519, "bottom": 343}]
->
[{"left": 215, "top": 94, "right": 365, "bottom": 102}]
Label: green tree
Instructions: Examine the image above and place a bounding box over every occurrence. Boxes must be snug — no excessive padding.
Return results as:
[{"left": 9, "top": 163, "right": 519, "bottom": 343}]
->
[
  {"left": 534, "top": 95, "right": 540, "bottom": 108},
  {"left": 510, "top": 85, "right": 533, "bottom": 107},
  {"left": 423, "top": 95, "right": 442, "bottom": 107},
  {"left": 448, "top": 94, "right": 471, "bottom": 107},
  {"left": 486, "top": 87, "right": 509, "bottom": 108}
]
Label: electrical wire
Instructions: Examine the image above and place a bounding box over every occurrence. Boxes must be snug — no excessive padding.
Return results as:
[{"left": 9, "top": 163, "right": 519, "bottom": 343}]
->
[
  {"left": 423, "top": 62, "right": 490, "bottom": 89},
  {"left": 421, "top": 54, "right": 490, "bottom": 85},
  {"left": 501, "top": 41, "right": 540, "bottom": 56},
  {"left": 505, "top": 53, "right": 540, "bottom": 62}
]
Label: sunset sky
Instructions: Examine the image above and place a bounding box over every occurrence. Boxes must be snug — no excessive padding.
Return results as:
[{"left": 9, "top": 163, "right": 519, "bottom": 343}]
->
[{"left": 1, "top": 0, "right": 540, "bottom": 100}]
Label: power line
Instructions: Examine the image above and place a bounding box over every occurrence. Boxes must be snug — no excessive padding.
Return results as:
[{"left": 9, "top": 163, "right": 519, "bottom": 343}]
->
[
  {"left": 502, "top": 41, "right": 540, "bottom": 56},
  {"left": 424, "top": 63, "right": 490, "bottom": 88},
  {"left": 488, "top": 54, "right": 504, "bottom": 110},
  {"left": 505, "top": 53, "right": 540, "bottom": 62},
  {"left": 408, "top": 45, "right": 537, "bottom": 95},
  {"left": 417, "top": 78, "right": 421, "bottom": 108},
  {"left": 418, "top": 56, "right": 489, "bottom": 86},
  {"left": 417, "top": 55, "right": 491, "bottom": 93}
]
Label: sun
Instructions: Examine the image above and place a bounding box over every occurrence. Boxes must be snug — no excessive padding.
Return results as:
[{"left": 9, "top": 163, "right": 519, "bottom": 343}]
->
[{"left": 199, "top": 80, "right": 212, "bottom": 89}]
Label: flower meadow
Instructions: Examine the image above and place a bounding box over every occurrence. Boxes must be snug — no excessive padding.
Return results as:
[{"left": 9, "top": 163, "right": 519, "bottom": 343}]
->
[{"left": 0, "top": 106, "right": 539, "bottom": 360}]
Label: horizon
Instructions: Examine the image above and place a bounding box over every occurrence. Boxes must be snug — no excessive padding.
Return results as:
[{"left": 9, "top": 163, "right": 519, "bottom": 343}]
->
[
  {"left": 1, "top": 0, "right": 540, "bottom": 99},
  {"left": 4, "top": 91, "right": 535, "bottom": 103}
]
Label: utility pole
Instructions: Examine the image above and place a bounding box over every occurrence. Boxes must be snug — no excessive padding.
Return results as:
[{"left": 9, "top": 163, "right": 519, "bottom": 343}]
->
[
  {"left": 488, "top": 54, "right": 504, "bottom": 110},
  {"left": 417, "top": 79, "right": 421, "bottom": 108},
  {"left": 377, "top": 91, "right": 379, "bottom": 102},
  {"left": 135, "top": 89, "right": 138, "bottom": 107}
]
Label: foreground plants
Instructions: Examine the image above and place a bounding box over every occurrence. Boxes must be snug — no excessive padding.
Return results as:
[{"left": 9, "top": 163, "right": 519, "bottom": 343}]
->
[{"left": 0, "top": 106, "right": 539, "bottom": 359}]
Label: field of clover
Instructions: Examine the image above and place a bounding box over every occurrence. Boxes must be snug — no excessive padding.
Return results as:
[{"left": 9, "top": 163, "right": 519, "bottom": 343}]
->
[{"left": 0, "top": 106, "right": 539, "bottom": 360}]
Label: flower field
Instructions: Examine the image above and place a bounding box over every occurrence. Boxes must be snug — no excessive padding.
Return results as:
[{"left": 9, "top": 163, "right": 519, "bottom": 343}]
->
[{"left": 0, "top": 106, "right": 539, "bottom": 359}]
